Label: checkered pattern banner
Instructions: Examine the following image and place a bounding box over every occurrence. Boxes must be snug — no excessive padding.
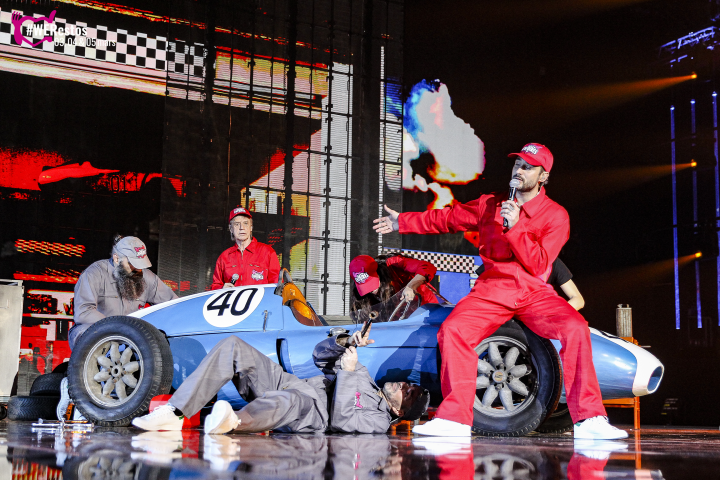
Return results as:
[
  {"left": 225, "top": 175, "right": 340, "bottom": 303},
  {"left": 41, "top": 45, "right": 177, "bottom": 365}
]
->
[
  {"left": 383, "top": 248, "right": 478, "bottom": 274},
  {"left": 167, "top": 40, "right": 206, "bottom": 78},
  {"left": 0, "top": 8, "right": 205, "bottom": 76}
]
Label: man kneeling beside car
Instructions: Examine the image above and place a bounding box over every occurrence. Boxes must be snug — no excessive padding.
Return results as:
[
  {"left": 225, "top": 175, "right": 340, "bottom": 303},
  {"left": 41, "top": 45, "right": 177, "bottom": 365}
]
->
[{"left": 132, "top": 325, "right": 429, "bottom": 434}]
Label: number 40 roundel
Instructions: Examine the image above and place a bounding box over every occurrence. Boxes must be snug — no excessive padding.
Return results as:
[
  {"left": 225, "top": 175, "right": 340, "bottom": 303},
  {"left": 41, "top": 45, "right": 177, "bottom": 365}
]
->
[{"left": 202, "top": 286, "right": 265, "bottom": 327}]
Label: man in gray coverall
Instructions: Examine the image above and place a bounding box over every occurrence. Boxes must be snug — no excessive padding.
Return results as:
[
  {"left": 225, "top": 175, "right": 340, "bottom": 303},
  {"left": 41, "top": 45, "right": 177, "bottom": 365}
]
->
[
  {"left": 132, "top": 325, "right": 430, "bottom": 434},
  {"left": 59, "top": 236, "right": 178, "bottom": 420},
  {"left": 69, "top": 235, "right": 177, "bottom": 349}
]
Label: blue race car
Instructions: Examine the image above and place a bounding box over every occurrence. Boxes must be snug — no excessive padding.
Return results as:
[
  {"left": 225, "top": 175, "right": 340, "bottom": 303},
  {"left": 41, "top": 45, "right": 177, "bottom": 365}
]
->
[{"left": 66, "top": 270, "right": 664, "bottom": 436}]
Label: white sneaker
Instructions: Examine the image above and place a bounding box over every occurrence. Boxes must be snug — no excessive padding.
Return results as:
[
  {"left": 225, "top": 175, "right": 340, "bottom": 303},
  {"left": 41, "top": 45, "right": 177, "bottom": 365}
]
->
[
  {"left": 573, "top": 416, "right": 629, "bottom": 440},
  {"left": 56, "top": 378, "right": 70, "bottom": 420},
  {"left": 132, "top": 404, "right": 184, "bottom": 431},
  {"left": 574, "top": 439, "right": 628, "bottom": 460},
  {"left": 412, "top": 436, "right": 471, "bottom": 455},
  {"left": 131, "top": 431, "right": 184, "bottom": 464},
  {"left": 412, "top": 418, "right": 471, "bottom": 437},
  {"left": 204, "top": 401, "right": 240, "bottom": 435},
  {"left": 203, "top": 434, "right": 241, "bottom": 470}
]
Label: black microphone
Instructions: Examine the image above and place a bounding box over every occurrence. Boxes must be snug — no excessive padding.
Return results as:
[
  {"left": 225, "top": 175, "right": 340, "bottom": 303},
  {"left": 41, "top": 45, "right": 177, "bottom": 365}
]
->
[
  {"left": 230, "top": 273, "right": 239, "bottom": 286},
  {"left": 503, "top": 178, "right": 522, "bottom": 228}
]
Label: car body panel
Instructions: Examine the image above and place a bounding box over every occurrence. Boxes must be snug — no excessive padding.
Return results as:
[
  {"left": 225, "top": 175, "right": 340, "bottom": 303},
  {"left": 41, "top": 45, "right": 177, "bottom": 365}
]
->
[
  {"left": 131, "top": 283, "right": 664, "bottom": 410},
  {"left": 135, "top": 285, "right": 283, "bottom": 336},
  {"left": 549, "top": 328, "right": 664, "bottom": 402}
]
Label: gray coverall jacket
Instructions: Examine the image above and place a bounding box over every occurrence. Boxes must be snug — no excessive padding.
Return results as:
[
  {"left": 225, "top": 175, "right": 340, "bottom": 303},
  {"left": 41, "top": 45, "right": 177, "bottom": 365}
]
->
[
  {"left": 168, "top": 335, "right": 394, "bottom": 434},
  {"left": 69, "top": 258, "right": 177, "bottom": 348},
  {"left": 314, "top": 335, "right": 395, "bottom": 433}
]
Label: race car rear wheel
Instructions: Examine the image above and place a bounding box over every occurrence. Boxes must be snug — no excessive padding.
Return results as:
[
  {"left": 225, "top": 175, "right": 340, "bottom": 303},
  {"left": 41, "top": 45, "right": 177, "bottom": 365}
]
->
[
  {"left": 472, "top": 322, "right": 562, "bottom": 437},
  {"left": 535, "top": 402, "right": 573, "bottom": 434},
  {"left": 67, "top": 316, "right": 173, "bottom": 426}
]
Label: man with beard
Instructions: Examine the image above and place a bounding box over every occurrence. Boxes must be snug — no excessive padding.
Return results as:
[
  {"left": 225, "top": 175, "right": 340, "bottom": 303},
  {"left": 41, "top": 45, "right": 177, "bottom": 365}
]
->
[
  {"left": 132, "top": 325, "right": 430, "bottom": 435},
  {"left": 373, "top": 143, "right": 627, "bottom": 440},
  {"left": 69, "top": 235, "right": 177, "bottom": 349}
]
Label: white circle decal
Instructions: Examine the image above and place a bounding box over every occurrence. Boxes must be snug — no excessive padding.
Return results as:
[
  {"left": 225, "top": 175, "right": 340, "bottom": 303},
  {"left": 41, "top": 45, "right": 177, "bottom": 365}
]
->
[{"left": 203, "top": 287, "right": 265, "bottom": 327}]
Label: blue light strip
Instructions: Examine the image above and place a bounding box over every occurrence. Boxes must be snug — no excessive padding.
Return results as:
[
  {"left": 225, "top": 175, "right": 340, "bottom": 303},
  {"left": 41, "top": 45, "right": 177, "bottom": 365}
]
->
[
  {"left": 691, "top": 99, "right": 702, "bottom": 328},
  {"left": 714, "top": 92, "right": 720, "bottom": 325},
  {"left": 671, "top": 105, "right": 680, "bottom": 329},
  {"left": 696, "top": 262, "right": 703, "bottom": 328}
]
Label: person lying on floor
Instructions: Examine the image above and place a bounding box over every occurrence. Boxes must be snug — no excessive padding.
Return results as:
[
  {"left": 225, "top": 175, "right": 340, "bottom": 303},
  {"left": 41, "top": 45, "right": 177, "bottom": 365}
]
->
[{"left": 132, "top": 324, "right": 430, "bottom": 434}]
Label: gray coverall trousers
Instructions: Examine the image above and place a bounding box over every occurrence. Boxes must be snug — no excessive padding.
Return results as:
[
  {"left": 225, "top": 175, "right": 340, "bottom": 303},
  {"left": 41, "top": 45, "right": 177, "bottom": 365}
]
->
[{"left": 169, "top": 336, "right": 329, "bottom": 433}]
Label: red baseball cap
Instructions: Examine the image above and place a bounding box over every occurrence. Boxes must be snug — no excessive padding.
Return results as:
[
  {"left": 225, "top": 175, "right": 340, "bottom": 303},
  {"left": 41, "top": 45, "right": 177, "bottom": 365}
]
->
[
  {"left": 229, "top": 206, "right": 253, "bottom": 223},
  {"left": 508, "top": 143, "right": 554, "bottom": 172},
  {"left": 349, "top": 255, "right": 380, "bottom": 297}
]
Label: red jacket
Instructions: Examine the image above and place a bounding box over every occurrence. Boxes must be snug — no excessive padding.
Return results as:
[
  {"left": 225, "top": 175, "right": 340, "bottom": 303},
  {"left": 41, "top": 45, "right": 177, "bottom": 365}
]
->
[
  {"left": 385, "top": 255, "right": 439, "bottom": 305},
  {"left": 211, "top": 238, "right": 281, "bottom": 289},
  {"left": 398, "top": 188, "right": 568, "bottom": 309}
]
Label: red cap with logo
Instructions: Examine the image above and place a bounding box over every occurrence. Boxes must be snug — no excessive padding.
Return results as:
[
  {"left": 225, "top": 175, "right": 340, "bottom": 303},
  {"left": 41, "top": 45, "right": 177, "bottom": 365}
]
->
[
  {"left": 349, "top": 255, "right": 380, "bottom": 297},
  {"left": 508, "top": 143, "right": 554, "bottom": 172},
  {"left": 229, "top": 206, "right": 253, "bottom": 223}
]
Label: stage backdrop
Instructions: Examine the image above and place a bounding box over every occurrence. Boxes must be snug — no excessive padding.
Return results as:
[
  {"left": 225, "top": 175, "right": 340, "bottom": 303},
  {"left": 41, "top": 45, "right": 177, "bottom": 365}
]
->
[{"left": 0, "top": 0, "right": 403, "bottom": 389}]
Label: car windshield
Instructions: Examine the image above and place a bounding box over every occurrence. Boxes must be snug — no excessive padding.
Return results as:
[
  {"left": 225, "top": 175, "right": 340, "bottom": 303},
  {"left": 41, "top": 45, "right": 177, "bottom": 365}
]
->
[{"left": 349, "top": 290, "right": 421, "bottom": 326}]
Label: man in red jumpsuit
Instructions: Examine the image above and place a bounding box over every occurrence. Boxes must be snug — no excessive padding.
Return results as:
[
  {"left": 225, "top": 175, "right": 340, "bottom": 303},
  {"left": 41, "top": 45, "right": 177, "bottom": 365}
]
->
[
  {"left": 211, "top": 207, "right": 281, "bottom": 289},
  {"left": 374, "top": 143, "right": 627, "bottom": 440}
]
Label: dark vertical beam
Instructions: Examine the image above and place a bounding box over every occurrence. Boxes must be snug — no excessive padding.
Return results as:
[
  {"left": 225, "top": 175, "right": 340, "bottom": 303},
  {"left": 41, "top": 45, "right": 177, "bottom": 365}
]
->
[
  {"left": 351, "top": 0, "right": 380, "bottom": 261},
  {"left": 321, "top": 0, "right": 336, "bottom": 313},
  {"left": 282, "top": 0, "right": 298, "bottom": 270},
  {"left": 198, "top": 0, "right": 217, "bottom": 290}
]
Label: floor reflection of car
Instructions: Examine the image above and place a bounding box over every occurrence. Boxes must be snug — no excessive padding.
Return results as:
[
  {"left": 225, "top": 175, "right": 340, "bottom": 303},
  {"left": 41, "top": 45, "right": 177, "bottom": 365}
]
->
[{"left": 66, "top": 269, "right": 664, "bottom": 436}]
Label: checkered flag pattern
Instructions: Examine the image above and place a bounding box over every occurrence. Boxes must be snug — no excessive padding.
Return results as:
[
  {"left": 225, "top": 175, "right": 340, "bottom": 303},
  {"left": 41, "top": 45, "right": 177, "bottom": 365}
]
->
[
  {"left": 383, "top": 248, "right": 478, "bottom": 274},
  {"left": 0, "top": 8, "right": 205, "bottom": 77},
  {"left": 168, "top": 40, "right": 206, "bottom": 78}
]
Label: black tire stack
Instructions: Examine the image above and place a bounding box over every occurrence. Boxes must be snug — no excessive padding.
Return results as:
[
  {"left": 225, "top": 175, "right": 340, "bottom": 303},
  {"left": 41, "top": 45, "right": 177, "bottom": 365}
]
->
[{"left": 7, "top": 369, "right": 67, "bottom": 421}]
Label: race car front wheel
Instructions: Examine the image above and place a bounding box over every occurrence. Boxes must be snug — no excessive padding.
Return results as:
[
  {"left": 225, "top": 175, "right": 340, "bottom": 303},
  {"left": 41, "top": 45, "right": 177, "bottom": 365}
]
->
[
  {"left": 472, "top": 321, "right": 562, "bottom": 437},
  {"left": 67, "top": 316, "right": 173, "bottom": 426}
]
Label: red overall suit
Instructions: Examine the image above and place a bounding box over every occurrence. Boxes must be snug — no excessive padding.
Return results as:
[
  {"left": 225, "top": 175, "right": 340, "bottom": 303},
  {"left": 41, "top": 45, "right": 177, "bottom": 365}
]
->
[
  {"left": 211, "top": 238, "right": 281, "bottom": 289},
  {"left": 398, "top": 188, "right": 606, "bottom": 425},
  {"left": 385, "top": 255, "right": 439, "bottom": 305}
]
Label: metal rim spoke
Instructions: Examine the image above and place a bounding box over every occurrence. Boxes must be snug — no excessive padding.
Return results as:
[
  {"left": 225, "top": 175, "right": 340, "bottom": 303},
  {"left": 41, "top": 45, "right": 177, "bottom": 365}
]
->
[
  {"left": 102, "top": 379, "right": 115, "bottom": 396},
  {"left": 482, "top": 385, "right": 499, "bottom": 406},
  {"left": 97, "top": 356, "right": 113, "bottom": 369},
  {"left": 477, "top": 358, "right": 492, "bottom": 375},
  {"left": 124, "top": 361, "right": 139, "bottom": 373},
  {"left": 116, "top": 382, "right": 127, "bottom": 400},
  {"left": 508, "top": 365, "right": 528, "bottom": 378},
  {"left": 122, "top": 374, "right": 138, "bottom": 388},
  {"left": 499, "top": 386, "right": 515, "bottom": 411},
  {"left": 109, "top": 342, "right": 121, "bottom": 363},
  {"left": 488, "top": 342, "right": 503, "bottom": 367},
  {"left": 504, "top": 347, "right": 519, "bottom": 369},
  {"left": 120, "top": 347, "right": 133, "bottom": 365},
  {"left": 508, "top": 378, "right": 529, "bottom": 396}
]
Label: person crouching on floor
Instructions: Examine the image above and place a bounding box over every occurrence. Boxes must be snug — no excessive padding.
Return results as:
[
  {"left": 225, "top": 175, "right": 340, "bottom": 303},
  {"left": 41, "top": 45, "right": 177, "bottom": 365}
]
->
[{"left": 132, "top": 324, "right": 430, "bottom": 434}]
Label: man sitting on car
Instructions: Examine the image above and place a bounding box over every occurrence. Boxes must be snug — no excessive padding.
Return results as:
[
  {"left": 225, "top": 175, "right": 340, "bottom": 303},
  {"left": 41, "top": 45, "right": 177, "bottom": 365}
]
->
[{"left": 132, "top": 324, "right": 430, "bottom": 434}]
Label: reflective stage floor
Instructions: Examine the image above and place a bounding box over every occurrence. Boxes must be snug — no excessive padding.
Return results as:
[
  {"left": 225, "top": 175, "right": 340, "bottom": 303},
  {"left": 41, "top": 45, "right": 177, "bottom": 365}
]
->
[{"left": 2, "top": 421, "right": 720, "bottom": 479}]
